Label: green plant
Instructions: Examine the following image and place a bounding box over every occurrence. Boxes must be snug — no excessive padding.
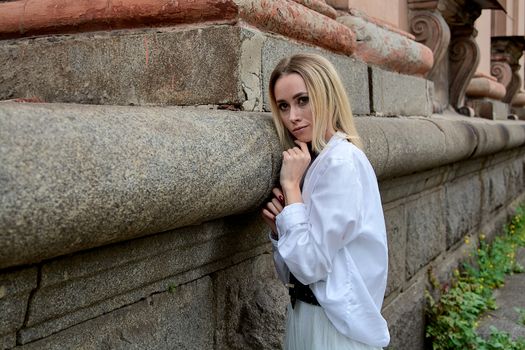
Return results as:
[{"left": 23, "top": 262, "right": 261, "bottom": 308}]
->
[
  {"left": 515, "top": 307, "right": 525, "bottom": 326},
  {"left": 168, "top": 283, "right": 177, "bottom": 293},
  {"left": 425, "top": 206, "right": 525, "bottom": 349}
]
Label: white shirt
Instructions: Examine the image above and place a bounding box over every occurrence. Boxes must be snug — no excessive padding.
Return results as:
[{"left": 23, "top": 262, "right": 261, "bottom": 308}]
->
[{"left": 271, "top": 132, "right": 390, "bottom": 347}]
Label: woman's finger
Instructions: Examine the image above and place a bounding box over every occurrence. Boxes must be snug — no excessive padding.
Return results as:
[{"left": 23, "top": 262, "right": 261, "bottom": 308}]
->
[
  {"left": 261, "top": 208, "right": 275, "bottom": 221},
  {"left": 295, "top": 140, "right": 309, "bottom": 154},
  {"left": 272, "top": 188, "right": 284, "bottom": 205},
  {"left": 271, "top": 197, "right": 283, "bottom": 212},
  {"left": 266, "top": 201, "right": 280, "bottom": 216}
]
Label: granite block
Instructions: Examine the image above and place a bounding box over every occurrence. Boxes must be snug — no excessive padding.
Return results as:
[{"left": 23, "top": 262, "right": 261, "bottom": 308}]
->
[
  {"left": 19, "top": 213, "right": 271, "bottom": 343},
  {"left": 383, "top": 204, "right": 407, "bottom": 297},
  {"left": 369, "top": 66, "right": 433, "bottom": 117},
  {"left": 0, "top": 103, "right": 281, "bottom": 269},
  {"left": 0, "top": 26, "right": 245, "bottom": 106},
  {"left": 18, "top": 277, "right": 214, "bottom": 350},
  {"left": 406, "top": 190, "right": 446, "bottom": 278},
  {"left": 213, "top": 254, "right": 288, "bottom": 350},
  {"left": 261, "top": 35, "right": 370, "bottom": 115},
  {"left": 383, "top": 278, "right": 427, "bottom": 350},
  {"left": 0, "top": 267, "right": 37, "bottom": 339},
  {"left": 445, "top": 176, "right": 482, "bottom": 248}
]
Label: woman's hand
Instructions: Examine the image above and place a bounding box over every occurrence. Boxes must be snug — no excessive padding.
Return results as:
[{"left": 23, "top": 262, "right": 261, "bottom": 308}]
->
[
  {"left": 280, "top": 140, "right": 311, "bottom": 205},
  {"left": 261, "top": 188, "right": 285, "bottom": 238}
]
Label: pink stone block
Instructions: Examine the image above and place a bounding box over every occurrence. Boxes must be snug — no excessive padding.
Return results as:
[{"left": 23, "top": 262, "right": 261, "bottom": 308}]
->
[
  {"left": 337, "top": 14, "right": 433, "bottom": 76},
  {"left": 466, "top": 73, "right": 507, "bottom": 101},
  {"left": 0, "top": 0, "right": 356, "bottom": 56}
]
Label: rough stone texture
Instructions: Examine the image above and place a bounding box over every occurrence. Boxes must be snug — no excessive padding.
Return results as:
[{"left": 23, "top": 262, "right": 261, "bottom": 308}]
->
[
  {"left": 17, "top": 277, "right": 215, "bottom": 350},
  {"left": 369, "top": 66, "right": 433, "bottom": 116},
  {"left": 466, "top": 76, "right": 507, "bottom": 100},
  {"left": 260, "top": 35, "right": 369, "bottom": 115},
  {"left": 445, "top": 175, "right": 482, "bottom": 248},
  {"left": 383, "top": 204, "right": 407, "bottom": 297},
  {"left": 405, "top": 190, "right": 446, "bottom": 278},
  {"left": 383, "top": 277, "right": 427, "bottom": 350},
  {"left": 337, "top": 15, "right": 434, "bottom": 76},
  {"left": 0, "top": 0, "right": 357, "bottom": 56},
  {"left": 466, "top": 98, "right": 510, "bottom": 120},
  {"left": 0, "top": 267, "right": 37, "bottom": 347},
  {"left": 0, "top": 103, "right": 281, "bottom": 269},
  {"left": 18, "top": 213, "right": 271, "bottom": 344},
  {"left": 481, "top": 165, "right": 511, "bottom": 217},
  {"left": 0, "top": 26, "right": 245, "bottom": 106},
  {"left": 213, "top": 254, "right": 288, "bottom": 350}
]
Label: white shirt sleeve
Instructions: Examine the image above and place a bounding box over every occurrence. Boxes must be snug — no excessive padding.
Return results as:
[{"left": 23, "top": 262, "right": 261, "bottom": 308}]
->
[
  {"left": 269, "top": 234, "right": 289, "bottom": 284},
  {"left": 275, "top": 157, "right": 363, "bottom": 285}
]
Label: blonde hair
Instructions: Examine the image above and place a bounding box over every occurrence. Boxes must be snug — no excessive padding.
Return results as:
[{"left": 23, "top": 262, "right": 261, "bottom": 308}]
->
[{"left": 268, "top": 53, "right": 363, "bottom": 153}]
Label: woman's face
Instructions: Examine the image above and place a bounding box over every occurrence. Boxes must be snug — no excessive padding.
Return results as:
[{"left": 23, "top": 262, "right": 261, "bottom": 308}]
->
[{"left": 273, "top": 73, "right": 313, "bottom": 143}]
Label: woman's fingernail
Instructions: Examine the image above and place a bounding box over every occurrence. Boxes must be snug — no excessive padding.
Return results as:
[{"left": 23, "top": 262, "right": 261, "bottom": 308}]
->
[{"left": 278, "top": 195, "right": 284, "bottom": 204}]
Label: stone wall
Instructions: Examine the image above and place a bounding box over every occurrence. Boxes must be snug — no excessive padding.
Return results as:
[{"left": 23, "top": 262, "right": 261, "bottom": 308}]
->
[
  {"left": 1, "top": 1, "right": 525, "bottom": 349},
  {"left": 1, "top": 102, "right": 525, "bottom": 350}
]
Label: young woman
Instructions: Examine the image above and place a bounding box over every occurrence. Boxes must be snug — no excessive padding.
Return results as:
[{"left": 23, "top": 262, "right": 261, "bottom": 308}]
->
[{"left": 262, "top": 54, "right": 390, "bottom": 350}]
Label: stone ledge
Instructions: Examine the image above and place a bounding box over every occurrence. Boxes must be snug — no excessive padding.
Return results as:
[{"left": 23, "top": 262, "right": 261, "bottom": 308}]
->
[
  {"left": 0, "top": 25, "right": 367, "bottom": 113},
  {"left": 466, "top": 74, "right": 507, "bottom": 101},
  {"left": 337, "top": 11, "right": 433, "bottom": 76},
  {"left": 1, "top": 103, "right": 525, "bottom": 269},
  {"left": 0, "top": 0, "right": 356, "bottom": 56}
]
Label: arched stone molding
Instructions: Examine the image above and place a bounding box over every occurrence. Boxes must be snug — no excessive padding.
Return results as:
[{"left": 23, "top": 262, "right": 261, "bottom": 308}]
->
[{"left": 449, "top": 26, "right": 480, "bottom": 110}]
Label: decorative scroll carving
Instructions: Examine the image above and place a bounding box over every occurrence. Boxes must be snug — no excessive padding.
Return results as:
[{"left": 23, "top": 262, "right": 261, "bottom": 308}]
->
[
  {"left": 410, "top": 10, "right": 450, "bottom": 80},
  {"left": 490, "top": 61, "right": 512, "bottom": 87},
  {"left": 449, "top": 27, "right": 479, "bottom": 111},
  {"left": 491, "top": 37, "right": 525, "bottom": 104},
  {"left": 505, "top": 72, "right": 522, "bottom": 104}
]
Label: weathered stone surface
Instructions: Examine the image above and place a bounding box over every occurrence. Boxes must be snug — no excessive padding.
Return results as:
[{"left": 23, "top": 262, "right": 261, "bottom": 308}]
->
[
  {"left": 406, "top": 190, "right": 446, "bottom": 278},
  {"left": 369, "top": 66, "right": 433, "bottom": 116},
  {"left": 260, "top": 35, "right": 369, "bottom": 115},
  {"left": 481, "top": 165, "right": 510, "bottom": 216},
  {"left": 213, "top": 254, "right": 288, "bottom": 350},
  {"left": 337, "top": 14, "right": 434, "bottom": 76},
  {"left": 383, "top": 277, "right": 427, "bottom": 350},
  {"left": 0, "top": 0, "right": 357, "bottom": 56},
  {"left": 383, "top": 204, "right": 407, "bottom": 297},
  {"left": 0, "top": 26, "right": 244, "bottom": 106},
  {"left": 466, "top": 76, "right": 506, "bottom": 100},
  {"left": 18, "top": 277, "right": 215, "bottom": 350},
  {"left": 0, "top": 267, "right": 37, "bottom": 343},
  {"left": 0, "top": 103, "right": 281, "bottom": 269},
  {"left": 466, "top": 98, "right": 509, "bottom": 120},
  {"left": 445, "top": 175, "right": 482, "bottom": 248},
  {"left": 18, "top": 213, "right": 271, "bottom": 343}
]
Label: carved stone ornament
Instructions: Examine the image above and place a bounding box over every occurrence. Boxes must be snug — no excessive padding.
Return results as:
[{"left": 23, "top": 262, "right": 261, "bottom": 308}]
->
[
  {"left": 409, "top": 10, "right": 450, "bottom": 80},
  {"left": 491, "top": 37, "right": 525, "bottom": 104},
  {"left": 449, "top": 26, "right": 479, "bottom": 110},
  {"left": 408, "top": 0, "right": 505, "bottom": 113}
]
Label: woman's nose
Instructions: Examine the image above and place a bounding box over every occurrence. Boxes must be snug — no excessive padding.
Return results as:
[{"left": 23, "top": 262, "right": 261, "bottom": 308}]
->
[{"left": 289, "top": 106, "right": 300, "bottom": 122}]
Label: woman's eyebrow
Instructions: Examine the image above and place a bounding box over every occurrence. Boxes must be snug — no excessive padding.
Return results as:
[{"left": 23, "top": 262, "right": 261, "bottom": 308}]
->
[{"left": 292, "top": 92, "right": 308, "bottom": 99}]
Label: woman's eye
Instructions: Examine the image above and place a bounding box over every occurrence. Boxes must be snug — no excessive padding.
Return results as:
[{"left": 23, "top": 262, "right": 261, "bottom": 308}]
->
[
  {"left": 298, "top": 96, "right": 309, "bottom": 106},
  {"left": 278, "top": 103, "right": 289, "bottom": 111}
]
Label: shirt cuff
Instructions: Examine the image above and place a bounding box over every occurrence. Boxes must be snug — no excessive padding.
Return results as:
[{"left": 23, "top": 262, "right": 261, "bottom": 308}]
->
[{"left": 275, "top": 203, "right": 308, "bottom": 238}]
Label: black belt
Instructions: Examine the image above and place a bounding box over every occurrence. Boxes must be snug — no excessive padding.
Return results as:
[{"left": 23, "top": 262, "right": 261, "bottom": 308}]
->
[{"left": 287, "top": 273, "right": 320, "bottom": 308}]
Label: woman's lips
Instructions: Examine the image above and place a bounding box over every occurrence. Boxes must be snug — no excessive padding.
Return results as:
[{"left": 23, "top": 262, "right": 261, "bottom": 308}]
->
[{"left": 293, "top": 125, "right": 308, "bottom": 133}]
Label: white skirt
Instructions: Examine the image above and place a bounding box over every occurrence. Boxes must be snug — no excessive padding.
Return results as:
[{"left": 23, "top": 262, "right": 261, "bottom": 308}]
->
[{"left": 284, "top": 301, "right": 383, "bottom": 350}]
